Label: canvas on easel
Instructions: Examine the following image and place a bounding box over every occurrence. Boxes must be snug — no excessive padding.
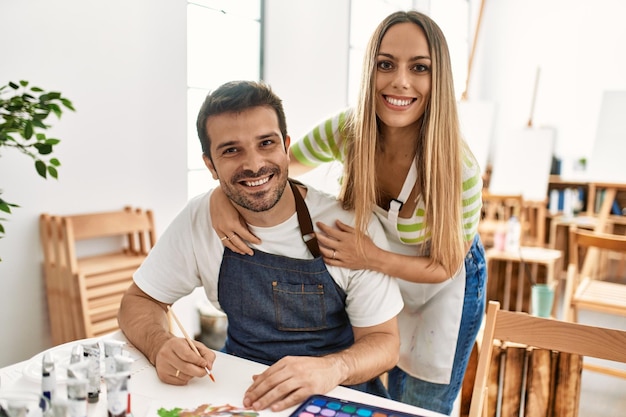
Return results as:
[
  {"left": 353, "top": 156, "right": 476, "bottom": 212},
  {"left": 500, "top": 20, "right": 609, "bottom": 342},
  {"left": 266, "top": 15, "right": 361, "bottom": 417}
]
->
[
  {"left": 587, "top": 90, "right": 626, "bottom": 183},
  {"left": 488, "top": 127, "right": 555, "bottom": 202},
  {"left": 488, "top": 66, "right": 555, "bottom": 202}
]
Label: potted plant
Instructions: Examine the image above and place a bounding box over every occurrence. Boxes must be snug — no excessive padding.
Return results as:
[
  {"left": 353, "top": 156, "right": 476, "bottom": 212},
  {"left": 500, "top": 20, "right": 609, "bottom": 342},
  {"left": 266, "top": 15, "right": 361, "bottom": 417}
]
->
[{"left": 0, "top": 80, "right": 75, "bottom": 240}]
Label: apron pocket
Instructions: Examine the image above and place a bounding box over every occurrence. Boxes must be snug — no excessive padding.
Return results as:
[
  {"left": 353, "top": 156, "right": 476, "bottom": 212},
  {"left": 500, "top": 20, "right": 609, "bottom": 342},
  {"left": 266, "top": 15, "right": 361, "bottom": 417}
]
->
[{"left": 272, "top": 281, "right": 327, "bottom": 331}]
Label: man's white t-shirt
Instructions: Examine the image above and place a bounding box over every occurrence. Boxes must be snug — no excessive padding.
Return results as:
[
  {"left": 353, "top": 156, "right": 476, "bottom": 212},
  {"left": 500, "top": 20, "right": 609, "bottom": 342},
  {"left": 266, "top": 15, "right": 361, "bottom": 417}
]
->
[{"left": 134, "top": 184, "right": 403, "bottom": 328}]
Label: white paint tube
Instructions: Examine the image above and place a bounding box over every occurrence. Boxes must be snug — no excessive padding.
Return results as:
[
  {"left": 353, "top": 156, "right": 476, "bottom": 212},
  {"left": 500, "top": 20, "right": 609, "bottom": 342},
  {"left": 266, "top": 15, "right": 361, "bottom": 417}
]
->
[
  {"left": 66, "top": 361, "right": 89, "bottom": 417},
  {"left": 103, "top": 372, "right": 130, "bottom": 417},
  {"left": 42, "top": 352, "right": 56, "bottom": 402},
  {"left": 50, "top": 398, "right": 69, "bottom": 417},
  {"left": 103, "top": 340, "right": 126, "bottom": 375},
  {"left": 114, "top": 354, "right": 134, "bottom": 416},
  {"left": 81, "top": 342, "right": 101, "bottom": 404}
]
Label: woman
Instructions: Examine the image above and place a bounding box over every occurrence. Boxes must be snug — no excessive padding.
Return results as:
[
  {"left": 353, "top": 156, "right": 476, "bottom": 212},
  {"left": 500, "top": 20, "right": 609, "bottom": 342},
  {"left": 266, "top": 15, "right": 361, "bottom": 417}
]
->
[{"left": 211, "top": 11, "right": 486, "bottom": 415}]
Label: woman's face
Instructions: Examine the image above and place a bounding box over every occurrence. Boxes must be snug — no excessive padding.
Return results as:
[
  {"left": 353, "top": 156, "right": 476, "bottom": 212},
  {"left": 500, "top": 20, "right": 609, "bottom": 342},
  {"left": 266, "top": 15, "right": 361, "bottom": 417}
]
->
[{"left": 375, "top": 22, "right": 432, "bottom": 130}]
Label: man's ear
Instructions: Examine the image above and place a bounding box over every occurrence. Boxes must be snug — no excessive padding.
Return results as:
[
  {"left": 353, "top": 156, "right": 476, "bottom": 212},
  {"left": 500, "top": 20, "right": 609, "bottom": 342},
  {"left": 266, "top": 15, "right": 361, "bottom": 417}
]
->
[
  {"left": 203, "top": 154, "right": 219, "bottom": 180},
  {"left": 284, "top": 135, "right": 291, "bottom": 153}
]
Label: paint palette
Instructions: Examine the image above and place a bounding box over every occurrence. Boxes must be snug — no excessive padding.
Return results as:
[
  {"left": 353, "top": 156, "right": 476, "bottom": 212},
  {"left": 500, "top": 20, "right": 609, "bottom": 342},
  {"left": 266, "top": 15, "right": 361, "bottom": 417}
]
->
[{"left": 289, "top": 395, "right": 426, "bottom": 417}]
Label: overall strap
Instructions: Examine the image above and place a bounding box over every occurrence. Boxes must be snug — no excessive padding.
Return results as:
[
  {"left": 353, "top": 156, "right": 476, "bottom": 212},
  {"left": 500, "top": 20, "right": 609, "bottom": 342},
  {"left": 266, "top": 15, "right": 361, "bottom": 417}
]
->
[
  {"left": 388, "top": 156, "right": 418, "bottom": 229},
  {"left": 289, "top": 179, "right": 321, "bottom": 258}
]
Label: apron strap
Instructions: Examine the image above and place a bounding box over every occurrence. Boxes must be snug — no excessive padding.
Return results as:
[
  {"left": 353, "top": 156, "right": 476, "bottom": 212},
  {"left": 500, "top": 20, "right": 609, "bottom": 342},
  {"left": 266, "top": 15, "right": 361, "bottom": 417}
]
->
[
  {"left": 289, "top": 179, "right": 321, "bottom": 258},
  {"left": 388, "top": 156, "right": 418, "bottom": 229}
]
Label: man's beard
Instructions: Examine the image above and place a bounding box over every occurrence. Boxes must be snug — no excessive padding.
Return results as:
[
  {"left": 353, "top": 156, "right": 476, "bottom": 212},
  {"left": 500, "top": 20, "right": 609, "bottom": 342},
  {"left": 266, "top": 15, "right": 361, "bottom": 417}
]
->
[{"left": 221, "top": 166, "right": 287, "bottom": 213}]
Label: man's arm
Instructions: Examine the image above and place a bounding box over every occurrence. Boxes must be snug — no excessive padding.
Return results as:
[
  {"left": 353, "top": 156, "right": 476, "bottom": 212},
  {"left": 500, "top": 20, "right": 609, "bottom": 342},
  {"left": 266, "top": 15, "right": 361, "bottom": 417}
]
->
[
  {"left": 118, "top": 283, "right": 216, "bottom": 385},
  {"left": 242, "top": 316, "right": 400, "bottom": 412}
]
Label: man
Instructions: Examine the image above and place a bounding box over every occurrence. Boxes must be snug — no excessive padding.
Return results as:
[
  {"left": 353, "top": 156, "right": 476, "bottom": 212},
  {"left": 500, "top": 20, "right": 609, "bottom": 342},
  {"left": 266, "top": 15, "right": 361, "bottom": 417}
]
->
[{"left": 118, "top": 80, "right": 403, "bottom": 412}]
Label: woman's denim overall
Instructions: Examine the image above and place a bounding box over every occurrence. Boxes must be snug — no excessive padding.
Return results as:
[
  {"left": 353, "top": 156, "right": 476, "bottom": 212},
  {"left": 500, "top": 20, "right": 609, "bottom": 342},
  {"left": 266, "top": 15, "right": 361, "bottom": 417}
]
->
[{"left": 387, "top": 234, "right": 487, "bottom": 414}]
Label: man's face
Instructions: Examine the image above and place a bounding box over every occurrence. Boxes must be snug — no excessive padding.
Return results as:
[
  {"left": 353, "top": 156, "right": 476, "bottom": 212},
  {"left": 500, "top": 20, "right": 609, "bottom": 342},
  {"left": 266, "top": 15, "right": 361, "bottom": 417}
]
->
[{"left": 204, "top": 106, "right": 290, "bottom": 214}]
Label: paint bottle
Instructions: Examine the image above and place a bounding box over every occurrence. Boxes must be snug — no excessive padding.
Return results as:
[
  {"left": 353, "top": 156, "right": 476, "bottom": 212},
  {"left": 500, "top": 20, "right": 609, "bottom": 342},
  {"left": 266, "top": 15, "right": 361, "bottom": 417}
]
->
[
  {"left": 505, "top": 215, "right": 521, "bottom": 253},
  {"left": 103, "top": 340, "right": 126, "bottom": 375},
  {"left": 103, "top": 372, "right": 130, "bottom": 417},
  {"left": 66, "top": 361, "right": 89, "bottom": 417},
  {"left": 50, "top": 398, "right": 69, "bottom": 417},
  {"left": 69, "top": 345, "right": 83, "bottom": 370},
  {"left": 81, "top": 342, "right": 101, "bottom": 403},
  {"left": 42, "top": 352, "right": 56, "bottom": 402},
  {"left": 114, "top": 354, "right": 134, "bottom": 416}
]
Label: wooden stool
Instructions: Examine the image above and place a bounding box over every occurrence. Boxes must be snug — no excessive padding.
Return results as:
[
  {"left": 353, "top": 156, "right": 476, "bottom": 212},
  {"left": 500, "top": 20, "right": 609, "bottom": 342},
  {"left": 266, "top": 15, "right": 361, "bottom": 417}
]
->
[{"left": 486, "top": 247, "right": 563, "bottom": 316}]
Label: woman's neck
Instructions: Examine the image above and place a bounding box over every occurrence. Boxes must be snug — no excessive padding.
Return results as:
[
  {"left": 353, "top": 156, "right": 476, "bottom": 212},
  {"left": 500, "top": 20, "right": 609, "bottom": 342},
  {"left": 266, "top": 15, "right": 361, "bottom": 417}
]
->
[{"left": 378, "top": 123, "right": 420, "bottom": 156}]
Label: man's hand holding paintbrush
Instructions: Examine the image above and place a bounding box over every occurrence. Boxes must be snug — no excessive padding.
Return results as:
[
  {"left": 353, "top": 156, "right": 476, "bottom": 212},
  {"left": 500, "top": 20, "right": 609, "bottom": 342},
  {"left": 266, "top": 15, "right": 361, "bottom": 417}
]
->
[{"left": 160, "top": 305, "right": 216, "bottom": 385}]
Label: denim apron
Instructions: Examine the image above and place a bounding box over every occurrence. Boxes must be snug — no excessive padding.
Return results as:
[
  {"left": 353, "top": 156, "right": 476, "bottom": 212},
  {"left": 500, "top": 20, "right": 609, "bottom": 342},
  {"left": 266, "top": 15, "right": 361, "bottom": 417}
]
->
[{"left": 217, "top": 180, "right": 389, "bottom": 397}]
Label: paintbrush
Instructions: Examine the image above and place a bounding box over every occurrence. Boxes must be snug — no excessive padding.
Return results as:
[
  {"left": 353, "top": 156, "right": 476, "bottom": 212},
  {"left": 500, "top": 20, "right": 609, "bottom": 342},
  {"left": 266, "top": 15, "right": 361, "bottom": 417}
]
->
[{"left": 167, "top": 305, "right": 216, "bottom": 382}]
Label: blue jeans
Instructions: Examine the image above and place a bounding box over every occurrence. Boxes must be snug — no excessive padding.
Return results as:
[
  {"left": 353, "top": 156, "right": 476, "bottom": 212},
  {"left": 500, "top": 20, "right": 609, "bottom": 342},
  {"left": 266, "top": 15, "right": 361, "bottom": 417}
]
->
[{"left": 387, "top": 235, "right": 487, "bottom": 415}]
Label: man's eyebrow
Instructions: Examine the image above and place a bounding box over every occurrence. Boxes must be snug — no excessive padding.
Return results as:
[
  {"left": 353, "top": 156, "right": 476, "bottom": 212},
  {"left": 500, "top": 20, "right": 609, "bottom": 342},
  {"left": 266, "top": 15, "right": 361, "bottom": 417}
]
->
[
  {"left": 215, "top": 140, "right": 238, "bottom": 151},
  {"left": 214, "top": 132, "right": 280, "bottom": 151},
  {"left": 257, "top": 132, "right": 281, "bottom": 140}
]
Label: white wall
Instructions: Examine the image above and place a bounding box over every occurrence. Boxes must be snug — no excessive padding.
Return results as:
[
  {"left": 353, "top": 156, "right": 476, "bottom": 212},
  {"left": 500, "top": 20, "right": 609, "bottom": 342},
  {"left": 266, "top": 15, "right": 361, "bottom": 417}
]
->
[
  {"left": 2, "top": 0, "right": 626, "bottom": 368},
  {"left": 0, "top": 0, "right": 187, "bottom": 366},
  {"left": 264, "top": 0, "right": 351, "bottom": 140},
  {"left": 468, "top": 0, "right": 626, "bottom": 177}
]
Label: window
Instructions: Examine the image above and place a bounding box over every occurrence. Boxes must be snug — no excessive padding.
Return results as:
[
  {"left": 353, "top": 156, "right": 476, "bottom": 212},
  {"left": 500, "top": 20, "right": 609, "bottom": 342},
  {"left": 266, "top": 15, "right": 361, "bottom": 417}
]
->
[
  {"left": 187, "top": 0, "right": 262, "bottom": 199},
  {"left": 185, "top": 1, "right": 471, "bottom": 200}
]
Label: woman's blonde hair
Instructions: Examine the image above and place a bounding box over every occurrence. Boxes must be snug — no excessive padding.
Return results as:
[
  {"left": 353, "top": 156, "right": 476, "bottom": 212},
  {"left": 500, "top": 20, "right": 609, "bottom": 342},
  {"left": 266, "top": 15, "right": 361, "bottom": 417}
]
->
[{"left": 341, "top": 10, "right": 465, "bottom": 276}]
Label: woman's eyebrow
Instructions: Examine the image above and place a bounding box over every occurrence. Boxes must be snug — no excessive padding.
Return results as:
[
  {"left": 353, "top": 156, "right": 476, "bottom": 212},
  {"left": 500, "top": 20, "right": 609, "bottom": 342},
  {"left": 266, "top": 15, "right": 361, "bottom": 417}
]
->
[{"left": 377, "top": 52, "right": 431, "bottom": 61}]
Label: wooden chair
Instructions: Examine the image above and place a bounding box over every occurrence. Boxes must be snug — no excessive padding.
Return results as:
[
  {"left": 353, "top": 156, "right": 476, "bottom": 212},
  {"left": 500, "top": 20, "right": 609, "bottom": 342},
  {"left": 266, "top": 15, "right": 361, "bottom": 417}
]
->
[
  {"left": 469, "top": 301, "right": 626, "bottom": 417},
  {"left": 521, "top": 198, "right": 548, "bottom": 247},
  {"left": 478, "top": 192, "right": 525, "bottom": 249},
  {"left": 561, "top": 225, "right": 626, "bottom": 378},
  {"left": 40, "top": 206, "right": 156, "bottom": 344},
  {"left": 480, "top": 192, "right": 548, "bottom": 249}
]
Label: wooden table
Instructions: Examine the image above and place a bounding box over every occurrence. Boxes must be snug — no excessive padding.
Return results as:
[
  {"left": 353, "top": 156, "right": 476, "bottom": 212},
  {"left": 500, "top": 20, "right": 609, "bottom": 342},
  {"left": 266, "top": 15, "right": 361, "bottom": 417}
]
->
[
  {"left": 486, "top": 247, "right": 563, "bottom": 316},
  {"left": 0, "top": 331, "right": 445, "bottom": 417}
]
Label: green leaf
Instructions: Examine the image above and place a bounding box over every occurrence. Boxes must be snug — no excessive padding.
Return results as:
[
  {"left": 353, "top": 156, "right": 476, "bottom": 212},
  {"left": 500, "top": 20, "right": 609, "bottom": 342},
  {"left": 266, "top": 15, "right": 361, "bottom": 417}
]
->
[
  {"left": 35, "top": 160, "right": 47, "bottom": 178},
  {"left": 32, "top": 119, "right": 47, "bottom": 129},
  {"left": 0, "top": 201, "right": 12, "bottom": 214},
  {"left": 24, "top": 121, "right": 34, "bottom": 139},
  {"left": 60, "top": 98, "right": 75, "bottom": 111},
  {"left": 48, "top": 165, "right": 58, "bottom": 179},
  {"left": 157, "top": 407, "right": 182, "bottom": 417},
  {"left": 35, "top": 111, "right": 51, "bottom": 121},
  {"left": 48, "top": 103, "right": 62, "bottom": 118},
  {"left": 35, "top": 143, "right": 53, "bottom": 155},
  {"left": 1, "top": 81, "right": 74, "bottom": 231}
]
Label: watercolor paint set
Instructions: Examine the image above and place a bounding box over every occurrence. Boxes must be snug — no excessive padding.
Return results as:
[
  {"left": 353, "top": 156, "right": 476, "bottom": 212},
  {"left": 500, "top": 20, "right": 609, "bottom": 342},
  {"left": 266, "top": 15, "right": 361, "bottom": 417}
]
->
[{"left": 289, "top": 395, "right": 426, "bottom": 417}]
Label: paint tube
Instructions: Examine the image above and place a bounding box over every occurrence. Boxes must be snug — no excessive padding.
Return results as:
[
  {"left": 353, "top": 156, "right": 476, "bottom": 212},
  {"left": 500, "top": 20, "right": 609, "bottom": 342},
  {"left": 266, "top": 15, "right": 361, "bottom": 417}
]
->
[
  {"left": 50, "top": 398, "right": 69, "bottom": 417},
  {"left": 66, "top": 361, "right": 89, "bottom": 417},
  {"left": 67, "top": 345, "right": 83, "bottom": 378},
  {"left": 103, "top": 372, "right": 130, "bottom": 417},
  {"left": 42, "top": 352, "right": 56, "bottom": 401},
  {"left": 66, "top": 378, "right": 88, "bottom": 417},
  {"left": 81, "top": 342, "right": 101, "bottom": 403},
  {"left": 103, "top": 340, "right": 126, "bottom": 375},
  {"left": 114, "top": 355, "right": 134, "bottom": 416}
]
